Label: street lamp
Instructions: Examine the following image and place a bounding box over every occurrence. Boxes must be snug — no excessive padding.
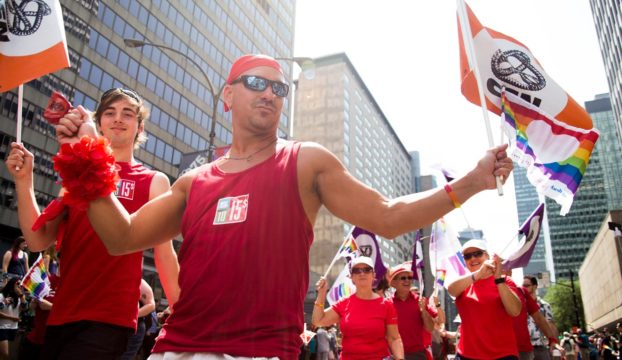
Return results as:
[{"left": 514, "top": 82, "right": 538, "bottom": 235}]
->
[{"left": 123, "top": 38, "right": 313, "bottom": 162}]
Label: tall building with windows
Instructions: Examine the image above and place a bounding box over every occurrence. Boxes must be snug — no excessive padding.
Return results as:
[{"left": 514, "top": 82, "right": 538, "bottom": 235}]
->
[
  {"left": 0, "top": 0, "right": 296, "bottom": 300},
  {"left": 294, "top": 53, "right": 414, "bottom": 278},
  {"left": 585, "top": 94, "right": 622, "bottom": 210},
  {"left": 590, "top": 0, "right": 622, "bottom": 148}
]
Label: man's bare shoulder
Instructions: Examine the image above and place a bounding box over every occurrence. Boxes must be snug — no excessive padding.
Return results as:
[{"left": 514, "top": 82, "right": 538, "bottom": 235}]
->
[{"left": 298, "top": 141, "right": 339, "bottom": 165}]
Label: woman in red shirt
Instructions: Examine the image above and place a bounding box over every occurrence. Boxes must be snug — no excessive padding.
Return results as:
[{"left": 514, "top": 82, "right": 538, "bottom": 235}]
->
[
  {"left": 447, "top": 239, "right": 522, "bottom": 360},
  {"left": 313, "top": 257, "right": 404, "bottom": 360}
]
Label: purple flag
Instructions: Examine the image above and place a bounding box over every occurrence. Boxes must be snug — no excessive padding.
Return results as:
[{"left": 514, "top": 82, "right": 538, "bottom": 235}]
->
[
  {"left": 411, "top": 229, "right": 424, "bottom": 280},
  {"left": 502, "top": 203, "right": 545, "bottom": 270},
  {"left": 351, "top": 226, "right": 387, "bottom": 286}
]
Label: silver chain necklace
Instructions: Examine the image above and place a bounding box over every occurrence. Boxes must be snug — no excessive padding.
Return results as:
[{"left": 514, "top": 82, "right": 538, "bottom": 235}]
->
[{"left": 222, "top": 138, "right": 278, "bottom": 162}]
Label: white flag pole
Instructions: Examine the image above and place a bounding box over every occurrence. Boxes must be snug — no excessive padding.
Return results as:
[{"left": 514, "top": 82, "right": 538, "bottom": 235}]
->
[
  {"left": 16, "top": 85, "right": 23, "bottom": 144},
  {"left": 456, "top": 0, "right": 504, "bottom": 195},
  {"left": 322, "top": 227, "right": 355, "bottom": 278},
  {"left": 15, "top": 85, "right": 24, "bottom": 171}
]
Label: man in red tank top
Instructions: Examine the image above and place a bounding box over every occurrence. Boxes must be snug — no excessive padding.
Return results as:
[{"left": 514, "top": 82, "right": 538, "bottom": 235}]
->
[
  {"left": 62, "top": 55, "right": 512, "bottom": 359},
  {"left": 6, "top": 89, "right": 180, "bottom": 358}
]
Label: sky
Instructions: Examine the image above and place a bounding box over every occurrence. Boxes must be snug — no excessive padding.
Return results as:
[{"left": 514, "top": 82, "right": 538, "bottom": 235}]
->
[{"left": 292, "top": 0, "right": 609, "bottom": 254}]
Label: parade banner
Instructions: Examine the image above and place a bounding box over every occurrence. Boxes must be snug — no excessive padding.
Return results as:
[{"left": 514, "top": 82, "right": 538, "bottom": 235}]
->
[
  {"left": 458, "top": 2, "right": 593, "bottom": 130},
  {"left": 0, "top": 0, "right": 70, "bottom": 92},
  {"left": 503, "top": 203, "right": 544, "bottom": 270},
  {"left": 326, "top": 264, "right": 355, "bottom": 306},
  {"left": 411, "top": 230, "right": 424, "bottom": 282}
]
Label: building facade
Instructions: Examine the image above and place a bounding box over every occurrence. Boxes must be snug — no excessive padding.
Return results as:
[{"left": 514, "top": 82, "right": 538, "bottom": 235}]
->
[
  {"left": 294, "top": 53, "right": 414, "bottom": 279},
  {"left": 590, "top": 0, "right": 622, "bottom": 149},
  {"left": 0, "top": 0, "right": 296, "bottom": 300},
  {"left": 585, "top": 94, "right": 622, "bottom": 210}
]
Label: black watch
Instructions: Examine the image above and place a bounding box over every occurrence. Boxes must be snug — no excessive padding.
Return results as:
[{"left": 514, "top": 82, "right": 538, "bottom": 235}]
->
[{"left": 494, "top": 277, "right": 506, "bottom": 284}]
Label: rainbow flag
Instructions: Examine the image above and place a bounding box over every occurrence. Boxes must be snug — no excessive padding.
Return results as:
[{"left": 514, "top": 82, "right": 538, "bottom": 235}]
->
[
  {"left": 502, "top": 90, "right": 599, "bottom": 215},
  {"left": 336, "top": 236, "right": 358, "bottom": 259},
  {"left": 436, "top": 269, "right": 447, "bottom": 288},
  {"left": 20, "top": 254, "right": 51, "bottom": 299}
]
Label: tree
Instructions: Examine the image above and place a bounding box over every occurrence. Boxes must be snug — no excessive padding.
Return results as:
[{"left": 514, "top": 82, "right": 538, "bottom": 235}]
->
[{"left": 544, "top": 279, "right": 584, "bottom": 333}]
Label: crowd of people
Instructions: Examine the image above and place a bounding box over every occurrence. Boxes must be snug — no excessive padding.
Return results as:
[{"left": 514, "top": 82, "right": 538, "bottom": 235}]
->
[{"left": 0, "top": 52, "right": 615, "bottom": 360}]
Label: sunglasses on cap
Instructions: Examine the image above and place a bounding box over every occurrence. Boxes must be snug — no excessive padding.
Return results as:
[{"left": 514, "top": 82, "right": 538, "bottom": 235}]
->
[
  {"left": 462, "top": 250, "right": 485, "bottom": 261},
  {"left": 396, "top": 275, "right": 414, "bottom": 281},
  {"left": 231, "top": 75, "right": 289, "bottom": 98},
  {"left": 101, "top": 88, "right": 142, "bottom": 103},
  {"left": 351, "top": 266, "right": 373, "bottom": 275}
]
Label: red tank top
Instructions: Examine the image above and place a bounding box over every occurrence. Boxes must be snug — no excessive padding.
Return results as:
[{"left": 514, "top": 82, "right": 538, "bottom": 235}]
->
[
  {"left": 47, "top": 162, "right": 155, "bottom": 329},
  {"left": 153, "top": 141, "right": 314, "bottom": 360}
]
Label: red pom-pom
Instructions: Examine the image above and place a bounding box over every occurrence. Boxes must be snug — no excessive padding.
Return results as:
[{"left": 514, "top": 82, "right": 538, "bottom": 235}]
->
[
  {"left": 53, "top": 136, "right": 119, "bottom": 210},
  {"left": 43, "top": 91, "right": 72, "bottom": 125}
]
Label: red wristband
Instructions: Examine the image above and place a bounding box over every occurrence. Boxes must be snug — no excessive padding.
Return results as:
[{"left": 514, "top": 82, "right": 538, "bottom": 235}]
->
[
  {"left": 548, "top": 337, "right": 558, "bottom": 345},
  {"left": 444, "top": 184, "right": 461, "bottom": 208}
]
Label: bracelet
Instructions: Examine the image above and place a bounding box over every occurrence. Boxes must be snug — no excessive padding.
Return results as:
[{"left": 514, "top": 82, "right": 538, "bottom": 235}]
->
[
  {"left": 470, "top": 273, "right": 476, "bottom": 283},
  {"left": 494, "top": 277, "right": 506, "bottom": 284},
  {"left": 314, "top": 302, "right": 324, "bottom": 309},
  {"left": 444, "top": 184, "right": 461, "bottom": 208},
  {"left": 53, "top": 136, "right": 119, "bottom": 210}
]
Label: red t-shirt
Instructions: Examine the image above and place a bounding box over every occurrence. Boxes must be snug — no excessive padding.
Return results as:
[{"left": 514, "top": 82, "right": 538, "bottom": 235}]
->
[
  {"left": 456, "top": 276, "right": 520, "bottom": 359},
  {"left": 152, "top": 142, "right": 314, "bottom": 360},
  {"left": 392, "top": 291, "right": 437, "bottom": 353},
  {"left": 47, "top": 162, "right": 155, "bottom": 329},
  {"left": 333, "top": 295, "right": 398, "bottom": 360},
  {"left": 512, "top": 286, "right": 540, "bottom": 352}
]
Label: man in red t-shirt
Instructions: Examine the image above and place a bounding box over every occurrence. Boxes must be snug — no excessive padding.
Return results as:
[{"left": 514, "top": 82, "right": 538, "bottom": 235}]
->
[
  {"left": 389, "top": 263, "right": 437, "bottom": 360},
  {"left": 76, "top": 55, "right": 513, "bottom": 359},
  {"left": 6, "top": 89, "right": 179, "bottom": 358}
]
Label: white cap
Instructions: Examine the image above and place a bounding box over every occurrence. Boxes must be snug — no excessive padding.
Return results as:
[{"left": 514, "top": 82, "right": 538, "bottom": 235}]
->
[
  {"left": 461, "top": 239, "right": 488, "bottom": 253},
  {"left": 350, "top": 256, "right": 374, "bottom": 272}
]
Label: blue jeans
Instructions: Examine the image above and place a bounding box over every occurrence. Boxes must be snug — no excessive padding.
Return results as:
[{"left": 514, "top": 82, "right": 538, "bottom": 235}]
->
[{"left": 121, "top": 318, "right": 147, "bottom": 360}]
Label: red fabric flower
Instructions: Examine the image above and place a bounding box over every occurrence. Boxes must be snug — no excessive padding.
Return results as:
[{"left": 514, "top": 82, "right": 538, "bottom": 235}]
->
[
  {"left": 53, "top": 136, "right": 119, "bottom": 210},
  {"left": 43, "top": 91, "right": 72, "bottom": 125}
]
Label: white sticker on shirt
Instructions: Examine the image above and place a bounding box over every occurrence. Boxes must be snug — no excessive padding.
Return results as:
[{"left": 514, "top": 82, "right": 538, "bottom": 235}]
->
[
  {"left": 213, "top": 194, "right": 249, "bottom": 225},
  {"left": 115, "top": 179, "right": 136, "bottom": 200}
]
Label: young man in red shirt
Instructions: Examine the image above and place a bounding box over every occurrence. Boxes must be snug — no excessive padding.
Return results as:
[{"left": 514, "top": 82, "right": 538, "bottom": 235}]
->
[{"left": 6, "top": 88, "right": 179, "bottom": 358}]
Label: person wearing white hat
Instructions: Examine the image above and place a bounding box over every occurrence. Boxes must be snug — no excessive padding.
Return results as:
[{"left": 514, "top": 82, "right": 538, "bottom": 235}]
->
[
  {"left": 313, "top": 257, "right": 404, "bottom": 360},
  {"left": 388, "top": 262, "right": 437, "bottom": 360},
  {"left": 447, "top": 240, "right": 522, "bottom": 360}
]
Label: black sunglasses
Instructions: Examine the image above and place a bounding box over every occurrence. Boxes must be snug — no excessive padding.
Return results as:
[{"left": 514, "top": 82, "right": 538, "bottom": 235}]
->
[
  {"left": 351, "top": 266, "right": 373, "bottom": 275},
  {"left": 101, "top": 88, "right": 142, "bottom": 103},
  {"left": 397, "top": 276, "right": 414, "bottom": 281},
  {"left": 463, "top": 250, "right": 485, "bottom": 261},
  {"left": 231, "top": 75, "right": 289, "bottom": 98}
]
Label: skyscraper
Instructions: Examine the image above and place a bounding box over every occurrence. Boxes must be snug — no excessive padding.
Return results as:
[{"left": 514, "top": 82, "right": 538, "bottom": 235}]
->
[
  {"left": 585, "top": 94, "right": 622, "bottom": 210},
  {"left": 294, "top": 53, "right": 414, "bottom": 278},
  {"left": 590, "top": 0, "right": 622, "bottom": 148},
  {"left": 0, "top": 0, "right": 296, "bottom": 298}
]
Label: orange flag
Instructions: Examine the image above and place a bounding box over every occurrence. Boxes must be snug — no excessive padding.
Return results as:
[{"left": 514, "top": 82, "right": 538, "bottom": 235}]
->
[
  {"left": 0, "top": 0, "right": 70, "bottom": 92},
  {"left": 458, "top": 3, "right": 592, "bottom": 130}
]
